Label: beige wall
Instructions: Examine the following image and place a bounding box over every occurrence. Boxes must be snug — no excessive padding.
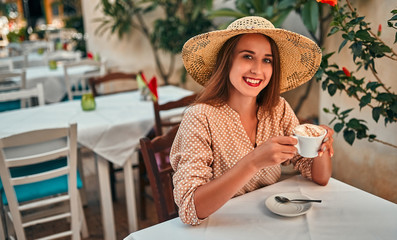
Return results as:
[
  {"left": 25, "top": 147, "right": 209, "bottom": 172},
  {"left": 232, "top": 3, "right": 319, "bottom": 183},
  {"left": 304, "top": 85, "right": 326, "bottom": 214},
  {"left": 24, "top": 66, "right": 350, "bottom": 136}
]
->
[
  {"left": 81, "top": 0, "right": 203, "bottom": 91},
  {"left": 319, "top": 0, "right": 397, "bottom": 203}
]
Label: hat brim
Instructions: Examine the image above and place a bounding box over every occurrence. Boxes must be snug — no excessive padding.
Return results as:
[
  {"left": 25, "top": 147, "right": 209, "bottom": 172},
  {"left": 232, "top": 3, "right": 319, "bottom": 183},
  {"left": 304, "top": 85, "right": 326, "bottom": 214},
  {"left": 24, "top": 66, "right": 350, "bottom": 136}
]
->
[{"left": 182, "top": 28, "right": 322, "bottom": 93}]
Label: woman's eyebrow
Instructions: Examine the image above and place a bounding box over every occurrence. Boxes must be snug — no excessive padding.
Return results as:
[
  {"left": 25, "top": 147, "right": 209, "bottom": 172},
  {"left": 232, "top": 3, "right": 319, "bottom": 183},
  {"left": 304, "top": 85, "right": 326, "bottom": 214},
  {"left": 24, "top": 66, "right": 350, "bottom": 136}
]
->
[{"left": 238, "top": 50, "right": 273, "bottom": 57}]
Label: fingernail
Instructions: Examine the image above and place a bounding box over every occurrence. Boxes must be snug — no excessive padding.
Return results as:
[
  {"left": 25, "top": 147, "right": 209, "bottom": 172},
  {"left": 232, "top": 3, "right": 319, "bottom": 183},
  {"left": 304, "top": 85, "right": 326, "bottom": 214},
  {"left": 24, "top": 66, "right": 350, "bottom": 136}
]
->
[
  {"left": 319, "top": 152, "right": 323, "bottom": 157},
  {"left": 323, "top": 137, "right": 329, "bottom": 143},
  {"left": 331, "top": 152, "right": 334, "bottom": 157},
  {"left": 322, "top": 146, "right": 327, "bottom": 152}
]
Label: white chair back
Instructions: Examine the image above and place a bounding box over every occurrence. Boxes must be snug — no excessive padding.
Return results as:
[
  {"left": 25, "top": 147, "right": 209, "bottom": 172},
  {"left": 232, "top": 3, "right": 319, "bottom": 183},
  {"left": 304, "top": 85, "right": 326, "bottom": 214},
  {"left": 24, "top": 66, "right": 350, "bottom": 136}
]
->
[
  {"left": 0, "top": 123, "right": 88, "bottom": 240},
  {"left": 0, "top": 83, "right": 45, "bottom": 107},
  {"left": 63, "top": 59, "right": 106, "bottom": 100},
  {"left": 0, "top": 70, "right": 26, "bottom": 92},
  {"left": 0, "top": 60, "right": 14, "bottom": 71}
]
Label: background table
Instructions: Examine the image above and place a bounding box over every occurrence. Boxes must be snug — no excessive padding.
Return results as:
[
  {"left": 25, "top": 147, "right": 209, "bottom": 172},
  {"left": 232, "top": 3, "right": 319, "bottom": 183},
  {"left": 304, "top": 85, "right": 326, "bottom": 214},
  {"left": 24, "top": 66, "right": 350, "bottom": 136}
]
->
[
  {"left": 0, "top": 85, "right": 194, "bottom": 240},
  {"left": 19, "top": 64, "right": 98, "bottom": 103},
  {"left": 125, "top": 175, "right": 397, "bottom": 240}
]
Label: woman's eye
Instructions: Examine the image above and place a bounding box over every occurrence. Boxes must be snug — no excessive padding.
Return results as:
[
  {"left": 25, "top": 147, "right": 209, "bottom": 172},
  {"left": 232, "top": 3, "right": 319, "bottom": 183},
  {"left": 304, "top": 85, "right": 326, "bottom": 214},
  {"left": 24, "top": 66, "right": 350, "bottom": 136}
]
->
[
  {"left": 243, "top": 55, "right": 253, "bottom": 60},
  {"left": 263, "top": 58, "right": 272, "bottom": 63}
]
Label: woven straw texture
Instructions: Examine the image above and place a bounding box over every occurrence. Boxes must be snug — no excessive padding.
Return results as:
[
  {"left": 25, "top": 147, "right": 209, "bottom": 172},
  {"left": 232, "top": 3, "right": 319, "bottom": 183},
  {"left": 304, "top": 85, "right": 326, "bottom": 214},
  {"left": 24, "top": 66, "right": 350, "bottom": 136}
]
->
[{"left": 182, "top": 16, "right": 322, "bottom": 93}]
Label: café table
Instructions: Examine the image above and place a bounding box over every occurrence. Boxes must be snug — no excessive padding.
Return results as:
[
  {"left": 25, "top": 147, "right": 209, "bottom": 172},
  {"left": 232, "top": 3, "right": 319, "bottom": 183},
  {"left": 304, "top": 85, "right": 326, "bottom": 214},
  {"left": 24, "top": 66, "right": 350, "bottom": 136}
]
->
[
  {"left": 125, "top": 175, "right": 397, "bottom": 240},
  {"left": 0, "top": 85, "right": 194, "bottom": 240},
  {"left": 15, "top": 64, "right": 98, "bottom": 103}
]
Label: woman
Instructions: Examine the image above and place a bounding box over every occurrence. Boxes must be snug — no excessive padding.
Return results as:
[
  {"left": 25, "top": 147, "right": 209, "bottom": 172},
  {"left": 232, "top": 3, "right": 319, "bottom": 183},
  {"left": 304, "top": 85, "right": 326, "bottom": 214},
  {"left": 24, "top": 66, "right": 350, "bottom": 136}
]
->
[{"left": 170, "top": 16, "right": 334, "bottom": 225}]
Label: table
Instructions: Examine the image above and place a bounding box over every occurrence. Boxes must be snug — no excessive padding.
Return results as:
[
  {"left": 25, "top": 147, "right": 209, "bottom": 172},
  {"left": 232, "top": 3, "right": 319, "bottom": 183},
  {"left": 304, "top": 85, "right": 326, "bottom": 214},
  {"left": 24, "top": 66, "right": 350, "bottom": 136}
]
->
[
  {"left": 125, "top": 175, "right": 397, "bottom": 240},
  {"left": 0, "top": 85, "right": 194, "bottom": 240},
  {"left": 17, "top": 64, "right": 98, "bottom": 103}
]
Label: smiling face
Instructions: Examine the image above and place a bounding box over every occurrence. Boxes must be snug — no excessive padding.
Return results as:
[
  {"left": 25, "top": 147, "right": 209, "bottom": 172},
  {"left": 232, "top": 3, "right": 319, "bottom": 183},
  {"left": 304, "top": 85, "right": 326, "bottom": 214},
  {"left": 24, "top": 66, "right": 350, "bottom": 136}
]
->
[{"left": 228, "top": 34, "right": 273, "bottom": 102}]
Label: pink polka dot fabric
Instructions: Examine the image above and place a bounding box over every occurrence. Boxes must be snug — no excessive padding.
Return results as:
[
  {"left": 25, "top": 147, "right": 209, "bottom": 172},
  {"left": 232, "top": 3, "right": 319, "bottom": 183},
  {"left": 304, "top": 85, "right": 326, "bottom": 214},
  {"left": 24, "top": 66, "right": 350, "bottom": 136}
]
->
[{"left": 170, "top": 97, "right": 313, "bottom": 225}]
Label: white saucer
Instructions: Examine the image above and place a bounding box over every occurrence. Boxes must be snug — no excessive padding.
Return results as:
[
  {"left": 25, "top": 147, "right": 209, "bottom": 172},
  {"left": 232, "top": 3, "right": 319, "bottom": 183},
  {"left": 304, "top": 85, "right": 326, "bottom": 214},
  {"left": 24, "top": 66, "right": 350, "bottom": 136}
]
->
[{"left": 265, "top": 192, "right": 313, "bottom": 217}]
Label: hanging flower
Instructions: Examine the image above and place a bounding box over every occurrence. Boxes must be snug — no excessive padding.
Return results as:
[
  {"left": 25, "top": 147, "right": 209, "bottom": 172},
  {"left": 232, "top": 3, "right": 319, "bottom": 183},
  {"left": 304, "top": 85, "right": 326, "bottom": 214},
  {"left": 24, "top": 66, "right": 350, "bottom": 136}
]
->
[
  {"left": 316, "top": 0, "right": 337, "bottom": 7},
  {"left": 342, "top": 67, "right": 351, "bottom": 77},
  {"left": 377, "top": 24, "right": 382, "bottom": 36}
]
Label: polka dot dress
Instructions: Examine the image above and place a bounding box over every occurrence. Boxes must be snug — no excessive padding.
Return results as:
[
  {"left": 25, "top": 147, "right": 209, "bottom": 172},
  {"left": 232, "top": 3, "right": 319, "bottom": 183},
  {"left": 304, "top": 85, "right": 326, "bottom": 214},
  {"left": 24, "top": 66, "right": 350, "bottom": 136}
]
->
[{"left": 170, "top": 97, "right": 313, "bottom": 225}]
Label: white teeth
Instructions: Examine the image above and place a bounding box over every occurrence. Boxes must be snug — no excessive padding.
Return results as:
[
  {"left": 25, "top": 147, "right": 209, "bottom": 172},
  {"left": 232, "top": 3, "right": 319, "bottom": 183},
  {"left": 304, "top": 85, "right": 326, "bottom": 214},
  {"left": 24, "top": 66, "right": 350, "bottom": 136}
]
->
[{"left": 245, "top": 78, "right": 261, "bottom": 84}]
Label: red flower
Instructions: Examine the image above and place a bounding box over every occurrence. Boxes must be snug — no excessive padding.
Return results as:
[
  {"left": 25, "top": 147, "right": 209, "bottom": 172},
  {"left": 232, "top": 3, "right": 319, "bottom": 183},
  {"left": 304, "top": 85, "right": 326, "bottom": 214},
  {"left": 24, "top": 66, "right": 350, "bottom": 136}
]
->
[
  {"left": 342, "top": 67, "right": 351, "bottom": 77},
  {"left": 377, "top": 24, "right": 382, "bottom": 36},
  {"left": 316, "top": 0, "right": 337, "bottom": 7},
  {"left": 87, "top": 52, "right": 93, "bottom": 59}
]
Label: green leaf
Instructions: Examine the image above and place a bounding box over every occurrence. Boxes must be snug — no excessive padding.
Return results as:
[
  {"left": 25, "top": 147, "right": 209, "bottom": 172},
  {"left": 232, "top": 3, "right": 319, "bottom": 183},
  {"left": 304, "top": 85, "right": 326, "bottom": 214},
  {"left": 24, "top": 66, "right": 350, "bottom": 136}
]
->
[
  {"left": 391, "top": 102, "right": 397, "bottom": 114},
  {"left": 328, "top": 26, "right": 339, "bottom": 36},
  {"left": 350, "top": 42, "right": 362, "bottom": 61},
  {"left": 355, "top": 29, "right": 372, "bottom": 41},
  {"left": 301, "top": 1, "right": 319, "bottom": 33},
  {"left": 346, "top": 118, "right": 361, "bottom": 130},
  {"left": 334, "top": 123, "right": 344, "bottom": 133},
  {"left": 278, "top": 0, "right": 296, "bottom": 9},
  {"left": 343, "top": 129, "right": 355, "bottom": 145},
  {"left": 376, "top": 93, "right": 393, "bottom": 102},
  {"left": 368, "top": 134, "right": 377, "bottom": 141},
  {"left": 338, "top": 39, "right": 348, "bottom": 52},
  {"left": 366, "top": 82, "right": 380, "bottom": 91},
  {"left": 372, "top": 107, "right": 382, "bottom": 122},
  {"left": 328, "top": 84, "right": 337, "bottom": 96},
  {"left": 208, "top": 8, "right": 247, "bottom": 18},
  {"left": 359, "top": 93, "right": 371, "bottom": 108},
  {"left": 341, "top": 108, "right": 354, "bottom": 116},
  {"left": 323, "top": 108, "right": 330, "bottom": 113}
]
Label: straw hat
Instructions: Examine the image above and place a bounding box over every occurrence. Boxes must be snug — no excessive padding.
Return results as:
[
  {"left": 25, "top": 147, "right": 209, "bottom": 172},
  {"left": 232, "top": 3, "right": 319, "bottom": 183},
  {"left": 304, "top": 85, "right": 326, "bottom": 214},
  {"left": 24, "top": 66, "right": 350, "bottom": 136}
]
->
[{"left": 182, "top": 16, "right": 322, "bottom": 93}]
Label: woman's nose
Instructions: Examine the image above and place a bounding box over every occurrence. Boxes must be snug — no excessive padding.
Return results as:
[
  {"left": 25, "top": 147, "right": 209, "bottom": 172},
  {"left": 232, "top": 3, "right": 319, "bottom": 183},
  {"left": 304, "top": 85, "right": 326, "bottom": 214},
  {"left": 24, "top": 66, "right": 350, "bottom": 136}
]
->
[{"left": 250, "top": 60, "right": 262, "bottom": 75}]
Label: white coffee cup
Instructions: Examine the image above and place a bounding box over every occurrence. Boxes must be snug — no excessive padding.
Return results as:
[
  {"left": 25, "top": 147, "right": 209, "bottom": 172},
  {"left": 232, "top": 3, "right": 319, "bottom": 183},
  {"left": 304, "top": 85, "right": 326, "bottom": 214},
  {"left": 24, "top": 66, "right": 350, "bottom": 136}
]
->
[{"left": 292, "top": 125, "right": 327, "bottom": 158}]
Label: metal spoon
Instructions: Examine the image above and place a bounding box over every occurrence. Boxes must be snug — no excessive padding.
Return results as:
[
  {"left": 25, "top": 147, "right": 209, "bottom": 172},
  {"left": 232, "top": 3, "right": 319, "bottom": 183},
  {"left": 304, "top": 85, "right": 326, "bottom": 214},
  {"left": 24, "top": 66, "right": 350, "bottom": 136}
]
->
[{"left": 275, "top": 196, "right": 322, "bottom": 203}]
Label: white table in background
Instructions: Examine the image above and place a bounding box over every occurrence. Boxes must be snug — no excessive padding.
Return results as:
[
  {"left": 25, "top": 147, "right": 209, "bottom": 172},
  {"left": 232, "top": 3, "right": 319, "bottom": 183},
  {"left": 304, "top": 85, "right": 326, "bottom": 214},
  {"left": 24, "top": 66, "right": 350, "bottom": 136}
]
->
[
  {"left": 125, "top": 175, "right": 397, "bottom": 240},
  {"left": 19, "top": 64, "right": 98, "bottom": 103},
  {"left": 0, "top": 85, "right": 194, "bottom": 240}
]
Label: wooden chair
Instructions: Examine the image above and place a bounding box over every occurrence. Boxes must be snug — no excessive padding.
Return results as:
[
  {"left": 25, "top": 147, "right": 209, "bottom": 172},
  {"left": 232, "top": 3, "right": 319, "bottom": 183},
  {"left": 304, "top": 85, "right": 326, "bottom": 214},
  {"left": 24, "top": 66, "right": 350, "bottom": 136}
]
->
[
  {"left": 0, "top": 123, "right": 89, "bottom": 240},
  {"left": 139, "top": 93, "right": 196, "bottom": 219},
  {"left": 139, "top": 125, "right": 179, "bottom": 223},
  {"left": 153, "top": 93, "right": 197, "bottom": 137},
  {"left": 88, "top": 71, "right": 139, "bottom": 201},
  {"left": 63, "top": 59, "right": 106, "bottom": 100},
  {"left": 89, "top": 71, "right": 138, "bottom": 97}
]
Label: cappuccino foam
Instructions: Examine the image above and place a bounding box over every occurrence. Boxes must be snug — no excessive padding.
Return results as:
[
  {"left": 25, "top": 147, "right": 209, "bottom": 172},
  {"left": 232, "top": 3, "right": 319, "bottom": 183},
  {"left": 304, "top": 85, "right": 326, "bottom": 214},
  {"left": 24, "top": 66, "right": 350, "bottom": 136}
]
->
[{"left": 294, "top": 124, "right": 325, "bottom": 137}]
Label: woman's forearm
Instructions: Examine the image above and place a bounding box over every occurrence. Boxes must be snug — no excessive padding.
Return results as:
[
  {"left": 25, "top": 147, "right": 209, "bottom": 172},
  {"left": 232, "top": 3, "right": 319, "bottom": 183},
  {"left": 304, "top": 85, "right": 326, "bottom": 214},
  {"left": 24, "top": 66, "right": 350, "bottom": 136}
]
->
[
  {"left": 311, "top": 151, "right": 332, "bottom": 186},
  {"left": 193, "top": 156, "right": 258, "bottom": 219}
]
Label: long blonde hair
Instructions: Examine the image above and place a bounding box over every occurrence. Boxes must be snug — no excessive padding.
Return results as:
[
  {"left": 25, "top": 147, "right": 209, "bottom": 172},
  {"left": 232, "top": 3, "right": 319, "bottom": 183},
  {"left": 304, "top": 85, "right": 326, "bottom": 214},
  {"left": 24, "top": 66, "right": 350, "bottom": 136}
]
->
[{"left": 195, "top": 34, "right": 281, "bottom": 111}]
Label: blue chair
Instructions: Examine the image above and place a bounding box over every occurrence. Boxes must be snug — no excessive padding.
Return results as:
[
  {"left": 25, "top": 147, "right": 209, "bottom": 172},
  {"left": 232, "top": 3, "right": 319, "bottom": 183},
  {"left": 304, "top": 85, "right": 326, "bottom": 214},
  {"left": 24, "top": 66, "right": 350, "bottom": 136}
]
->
[{"left": 0, "top": 123, "right": 89, "bottom": 240}]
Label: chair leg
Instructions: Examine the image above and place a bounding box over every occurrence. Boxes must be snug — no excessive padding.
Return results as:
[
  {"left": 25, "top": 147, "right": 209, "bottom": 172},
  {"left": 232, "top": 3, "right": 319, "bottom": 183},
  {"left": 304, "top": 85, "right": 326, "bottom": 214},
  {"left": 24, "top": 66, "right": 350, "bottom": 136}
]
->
[
  {"left": 77, "top": 147, "right": 88, "bottom": 207},
  {"left": 138, "top": 150, "right": 147, "bottom": 220},
  {"left": 109, "top": 162, "right": 118, "bottom": 202},
  {"left": 78, "top": 193, "right": 89, "bottom": 239},
  {"left": 0, "top": 200, "right": 6, "bottom": 240}
]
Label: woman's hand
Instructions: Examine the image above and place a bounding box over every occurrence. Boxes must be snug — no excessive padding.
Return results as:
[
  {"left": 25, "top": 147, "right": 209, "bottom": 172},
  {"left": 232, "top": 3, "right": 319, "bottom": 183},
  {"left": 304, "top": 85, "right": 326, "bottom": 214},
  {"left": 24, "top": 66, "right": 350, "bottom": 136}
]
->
[
  {"left": 311, "top": 124, "right": 334, "bottom": 186},
  {"left": 248, "top": 136, "right": 297, "bottom": 171},
  {"left": 318, "top": 125, "right": 334, "bottom": 157}
]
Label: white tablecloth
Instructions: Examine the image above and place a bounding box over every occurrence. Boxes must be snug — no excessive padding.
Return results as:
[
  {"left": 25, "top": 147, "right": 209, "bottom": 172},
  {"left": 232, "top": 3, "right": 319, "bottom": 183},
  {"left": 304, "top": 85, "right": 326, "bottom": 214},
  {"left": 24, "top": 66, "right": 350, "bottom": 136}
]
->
[
  {"left": 20, "top": 64, "right": 98, "bottom": 103},
  {"left": 0, "top": 85, "right": 193, "bottom": 167},
  {"left": 0, "top": 85, "right": 194, "bottom": 239},
  {"left": 125, "top": 175, "right": 397, "bottom": 240}
]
